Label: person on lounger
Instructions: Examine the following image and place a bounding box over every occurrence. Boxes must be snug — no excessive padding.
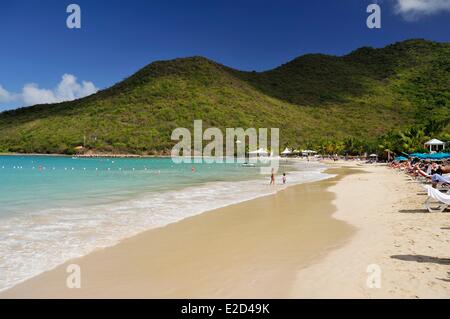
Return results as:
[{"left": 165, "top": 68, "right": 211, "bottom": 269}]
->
[{"left": 432, "top": 174, "right": 450, "bottom": 186}]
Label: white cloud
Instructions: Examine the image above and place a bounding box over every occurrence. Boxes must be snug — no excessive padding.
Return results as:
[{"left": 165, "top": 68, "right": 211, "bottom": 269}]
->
[
  {"left": 22, "top": 84, "right": 59, "bottom": 105},
  {"left": 394, "top": 0, "right": 450, "bottom": 19},
  {"left": 55, "top": 74, "right": 98, "bottom": 102},
  {"left": 0, "top": 74, "right": 98, "bottom": 108},
  {"left": 0, "top": 85, "right": 14, "bottom": 103}
]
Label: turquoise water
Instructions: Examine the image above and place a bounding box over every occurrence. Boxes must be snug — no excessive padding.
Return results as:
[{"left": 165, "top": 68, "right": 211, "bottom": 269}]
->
[
  {"left": 0, "top": 155, "right": 328, "bottom": 292},
  {"left": 0, "top": 156, "right": 260, "bottom": 217}
]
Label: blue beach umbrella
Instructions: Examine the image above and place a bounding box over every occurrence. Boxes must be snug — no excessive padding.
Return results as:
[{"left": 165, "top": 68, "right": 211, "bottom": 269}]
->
[
  {"left": 409, "top": 153, "right": 426, "bottom": 159},
  {"left": 395, "top": 156, "right": 408, "bottom": 162},
  {"left": 409, "top": 152, "right": 450, "bottom": 160},
  {"left": 428, "top": 153, "right": 450, "bottom": 160}
]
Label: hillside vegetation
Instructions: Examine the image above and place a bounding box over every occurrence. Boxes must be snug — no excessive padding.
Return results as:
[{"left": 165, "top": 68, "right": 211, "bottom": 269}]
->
[{"left": 0, "top": 39, "right": 448, "bottom": 155}]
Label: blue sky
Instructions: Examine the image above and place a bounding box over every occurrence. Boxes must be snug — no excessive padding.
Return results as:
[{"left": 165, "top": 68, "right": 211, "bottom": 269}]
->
[{"left": 1, "top": 0, "right": 450, "bottom": 110}]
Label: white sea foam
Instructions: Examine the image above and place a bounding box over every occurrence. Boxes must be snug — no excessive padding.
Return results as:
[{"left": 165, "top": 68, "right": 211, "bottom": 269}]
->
[{"left": 0, "top": 160, "right": 332, "bottom": 292}]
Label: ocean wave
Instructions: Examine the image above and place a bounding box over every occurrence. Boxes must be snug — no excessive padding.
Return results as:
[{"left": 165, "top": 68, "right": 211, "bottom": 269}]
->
[{"left": 0, "top": 161, "right": 332, "bottom": 292}]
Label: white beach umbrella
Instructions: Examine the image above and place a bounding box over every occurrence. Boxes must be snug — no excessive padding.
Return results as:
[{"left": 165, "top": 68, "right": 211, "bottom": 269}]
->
[
  {"left": 281, "top": 147, "right": 292, "bottom": 155},
  {"left": 249, "top": 148, "right": 268, "bottom": 157}
]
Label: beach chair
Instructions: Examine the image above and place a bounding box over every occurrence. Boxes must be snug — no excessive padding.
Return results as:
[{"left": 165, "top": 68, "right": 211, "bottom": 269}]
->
[
  {"left": 432, "top": 174, "right": 450, "bottom": 185},
  {"left": 424, "top": 185, "right": 450, "bottom": 213}
]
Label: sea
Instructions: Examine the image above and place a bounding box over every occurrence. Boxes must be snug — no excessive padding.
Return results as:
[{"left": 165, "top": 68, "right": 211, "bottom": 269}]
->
[{"left": 0, "top": 155, "right": 330, "bottom": 292}]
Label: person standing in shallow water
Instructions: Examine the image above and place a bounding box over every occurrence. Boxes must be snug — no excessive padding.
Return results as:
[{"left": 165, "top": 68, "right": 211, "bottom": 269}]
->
[
  {"left": 282, "top": 173, "right": 286, "bottom": 184},
  {"left": 270, "top": 168, "right": 276, "bottom": 185}
]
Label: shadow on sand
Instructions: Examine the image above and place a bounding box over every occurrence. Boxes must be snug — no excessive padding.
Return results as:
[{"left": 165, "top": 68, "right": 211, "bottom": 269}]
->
[
  {"left": 391, "top": 255, "right": 450, "bottom": 265},
  {"left": 437, "top": 272, "right": 450, "bottom": 283},
  {"left": 437, "top": 278, "right": 450, "bottom": 282},
  {"left": 398, "top": 209, "right": 429, "bottom": 214}
]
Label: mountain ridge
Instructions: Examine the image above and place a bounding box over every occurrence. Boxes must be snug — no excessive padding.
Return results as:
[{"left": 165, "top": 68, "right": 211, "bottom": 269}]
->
[{"left": 0, "top": 39, "right": 449, "bottom": 155}]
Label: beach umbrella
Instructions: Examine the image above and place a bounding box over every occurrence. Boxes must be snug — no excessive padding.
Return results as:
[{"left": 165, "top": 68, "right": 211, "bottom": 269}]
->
[
  {"left": 281, "top": 148, "right": 292, "bottom": 155},
  {"left": 301, "top": 150, "right": 317, "bottom": 155},
  {"left": 409, "top": 153, "right": 427, "bottom": 159},
  {"left": 428, "top": 153, "right": 450, "bottom": 160},
  {"left": 400, "top": 152, "right": 410, "bottom": 157},
  {"left": 395, "top": 156, "right": 408, "bottom": 162},
  {"left": 249, "top": 148, "right": 269, "bottom": 156}
]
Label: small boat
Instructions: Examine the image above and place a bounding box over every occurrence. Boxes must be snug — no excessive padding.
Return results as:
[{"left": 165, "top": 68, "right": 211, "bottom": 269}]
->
[{"left": 241, "top": 163, "right": 256, "bottom": 167}]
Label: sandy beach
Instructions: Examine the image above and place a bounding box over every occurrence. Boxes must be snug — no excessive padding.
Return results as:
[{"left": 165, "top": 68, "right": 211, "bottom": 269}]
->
[
  {"left": 1, "top": 164, "right": 449, "bottom": 298},
  {"left": 293, "top": 164, "right": 450, "bottom": 298}
]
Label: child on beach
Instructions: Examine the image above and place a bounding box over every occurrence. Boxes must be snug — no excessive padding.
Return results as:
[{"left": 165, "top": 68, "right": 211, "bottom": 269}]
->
[{"left": 270, "top": 168, "right": 275, "bottom": 185}]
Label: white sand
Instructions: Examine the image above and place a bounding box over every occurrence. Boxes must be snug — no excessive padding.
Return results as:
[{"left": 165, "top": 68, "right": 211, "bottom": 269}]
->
[{"left": 291, "top": 165, "right": 450, "bottom": 298}]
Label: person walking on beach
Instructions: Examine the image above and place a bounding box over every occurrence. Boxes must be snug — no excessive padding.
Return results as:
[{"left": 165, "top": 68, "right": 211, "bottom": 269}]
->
[
  {"left": 270, "top": 168, "right": 275, "bottom": 185},
  {"left": 282, "top": 173, "right": 286, "bottom": 184}
]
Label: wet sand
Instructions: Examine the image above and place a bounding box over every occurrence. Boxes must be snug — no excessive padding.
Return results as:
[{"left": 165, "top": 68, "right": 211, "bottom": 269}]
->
[{"left": 1, "top": 168, "right": 355, "bottom": 298}]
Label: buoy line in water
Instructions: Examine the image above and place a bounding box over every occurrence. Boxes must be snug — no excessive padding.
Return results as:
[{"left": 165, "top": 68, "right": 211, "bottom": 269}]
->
[{"left": 1, "top": 166, "right": 168, "bottom": 173}]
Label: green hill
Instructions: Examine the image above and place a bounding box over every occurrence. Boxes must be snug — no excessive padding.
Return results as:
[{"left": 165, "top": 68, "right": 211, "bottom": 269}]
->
[{"left": 0, "top": 39, "right": 449, "bottom": 155}]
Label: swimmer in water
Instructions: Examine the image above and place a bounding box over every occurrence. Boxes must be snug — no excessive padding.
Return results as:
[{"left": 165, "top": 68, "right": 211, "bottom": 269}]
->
[{"left": 270, "top": 168, "right": 275, "bottom": 185}]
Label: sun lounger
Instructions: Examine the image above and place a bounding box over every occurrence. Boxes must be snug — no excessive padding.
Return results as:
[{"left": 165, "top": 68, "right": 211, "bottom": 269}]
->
[
  {"left": 431, "top": 174, "right": 450, "bottom": 184},
  {"left": 424, "top": 185, "right": 450, "bottom": 213}
]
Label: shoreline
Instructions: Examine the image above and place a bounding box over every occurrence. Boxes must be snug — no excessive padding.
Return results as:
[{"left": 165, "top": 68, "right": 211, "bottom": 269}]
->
[
  {"left": 0, "top": 157, "right": 328, "bottom": 293},
  {"left": 0, "top": 167, "right": 354, "bottom": 298},
  {"left": 2, "top": 164, "right": 449, "bottom": 298}
]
